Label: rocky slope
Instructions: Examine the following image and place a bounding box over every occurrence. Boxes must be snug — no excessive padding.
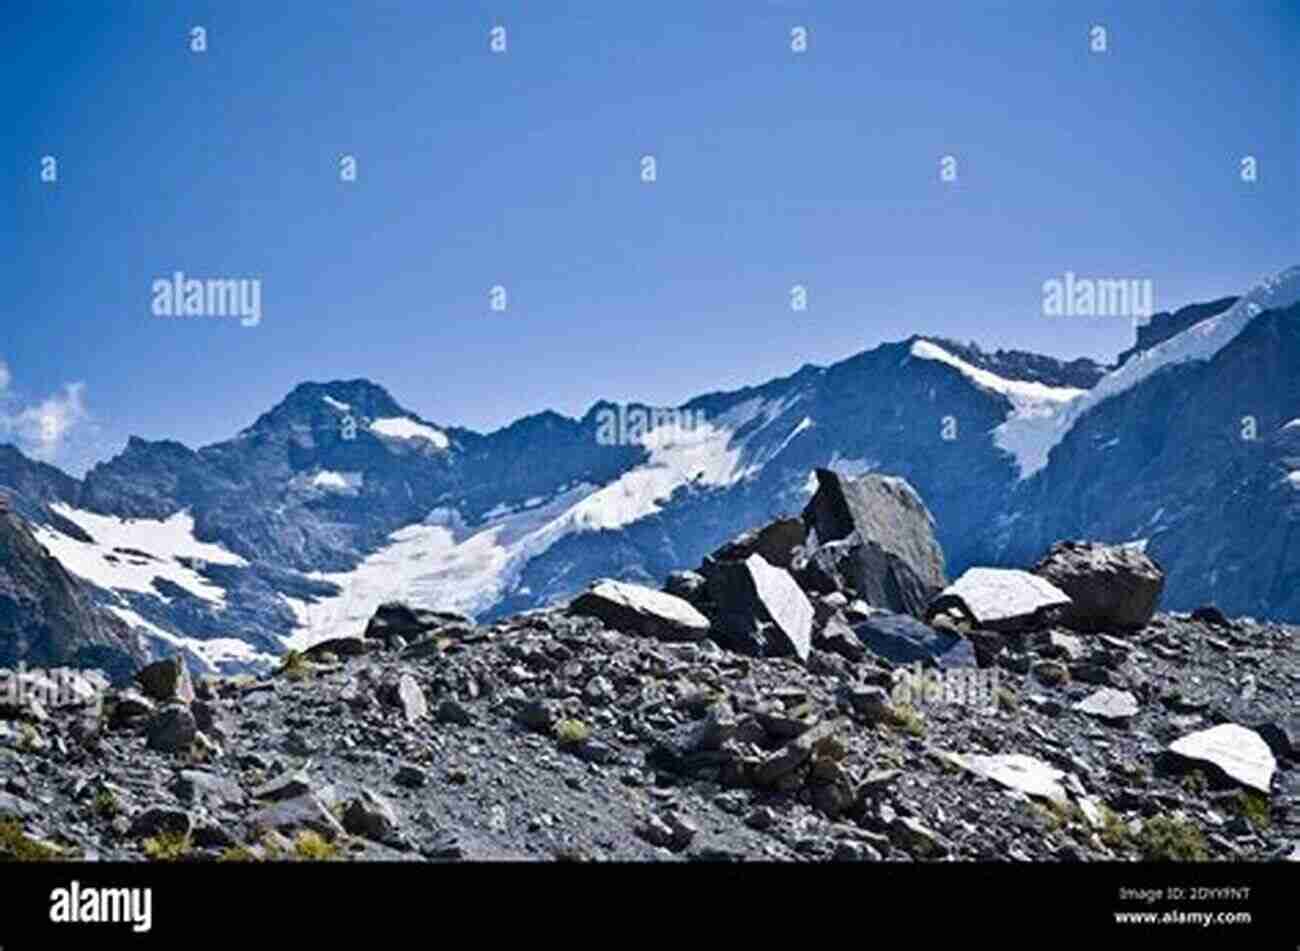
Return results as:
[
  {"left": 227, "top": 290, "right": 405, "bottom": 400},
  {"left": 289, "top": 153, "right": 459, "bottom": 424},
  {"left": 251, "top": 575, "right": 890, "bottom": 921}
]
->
[{"left": 1, "top": 475, "right": 1295, "bottom": 864}]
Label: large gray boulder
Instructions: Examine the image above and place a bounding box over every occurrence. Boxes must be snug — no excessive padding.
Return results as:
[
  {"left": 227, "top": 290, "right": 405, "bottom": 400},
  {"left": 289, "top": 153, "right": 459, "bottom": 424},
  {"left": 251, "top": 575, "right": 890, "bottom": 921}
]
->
[
  {"left": 706, "top": 554, "right": 814, "bottom": 661},
  {"left": 1032, "top": 541, "right": 1164, "bottom": 631},
  {"left": 798, "top": 470, "right": 946, "bottom": 618},
  {"left": 927, "top": 567, "right": 1071, "bottom": 632},
  {"left": 569, "top": 579, "right": 711, "bottom": 642}
]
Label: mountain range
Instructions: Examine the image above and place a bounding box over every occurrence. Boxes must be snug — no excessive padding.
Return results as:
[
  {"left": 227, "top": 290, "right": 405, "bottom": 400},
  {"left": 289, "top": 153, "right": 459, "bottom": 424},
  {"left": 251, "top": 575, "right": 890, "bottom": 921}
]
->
[{"left": 2, "top": 266, "right": 1298, "bottom": 677}]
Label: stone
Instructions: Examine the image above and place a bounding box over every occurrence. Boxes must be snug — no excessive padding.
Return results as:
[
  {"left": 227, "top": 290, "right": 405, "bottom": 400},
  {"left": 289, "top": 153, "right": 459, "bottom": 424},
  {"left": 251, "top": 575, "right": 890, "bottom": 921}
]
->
[
  {"left": 850, "top": 610, "right": 975, "bottom": 669},
  {"left": 173, "top": 770, "right": 246, "bottom": 808},
  {"left": 1251, "top": 718, "right": 1298, "bottom": 761},
  {"left": 145, "top": 704, "right": 197, "bottom": 753},
  {"left": 379, "top": 674, "right": 428, "bottom": 725},
  {"left": 708, "top": 517, "right": 807, "bottom": 570},
  {"left": 1073, "top": 688, "right": 1139, "bottom": 723},
  {"left": 135, "top": 656, "right": 195, "bottom": 705},
  {"left": 927, "top": 568, "right": 1072, "bottom": 632},
  {"left": 108, "top": 689, "right": 156, "bottom": 729},
  {"left": 1032, "top": 541, "right": 1164, "bottom": 631},
  {"left": 568, "top": 579, "right": 711, "bottom": 642},
  {"left": 436, "top": 698, "right": 474, "bottom": 726},
  {"left": 514, "top": 698, "right": 559, "bottom": 733},
  {"left": 365, "top": 601, "right": 470, "bottom": 639},
  {"left": 756, "top": 718, "right": 845, "bottom": 786},
  {"left": 663, "top": 570, "right": 708, "bottom": 604},
  {"left": 1167, "top": 724, "right": 1277, "bottom": 795},
  {"left": 303, "top": 636, "right": 369, "bottom": 660},
  {"left": 706, "top": 554, "right": 814, "bottom": 661},
  {"left": 890, "top": 816, "right": 946, "bottom": 857},
  {"left": 251, "top": 793, "right": 345, "bottom": 840},
  {"left": 394, "top": 764, "right": 428, "bottom": 789},
  {"left": 800, "top": 469, "right": 946, "bottom": 616},
  {"left": 342, "top": 789, "right": 403, "bottom": 844},
  {"left": 943, "top": 752, "right": 1070, "bottom": 805},
  {"left": 128, "top": 807, "right": 193, "bottom": 839},
  {"left": 253, "top": 768, "right": 314, "bottom": 802},
  {"left": 637, "top": 810, "right": 697, "bottom": 851},
  {"left": 190, "top": 699, "right": 233, "bottom": 741}
]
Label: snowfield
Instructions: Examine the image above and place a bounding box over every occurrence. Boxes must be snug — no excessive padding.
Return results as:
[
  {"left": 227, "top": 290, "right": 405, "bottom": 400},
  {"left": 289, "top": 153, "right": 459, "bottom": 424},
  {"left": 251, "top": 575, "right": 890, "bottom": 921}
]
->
[
  {"left": 369, "top": 416, "right": 449, "bottom": 449},
  {"left": 33, "top": 504, "right": 246, "bottom": 607}
]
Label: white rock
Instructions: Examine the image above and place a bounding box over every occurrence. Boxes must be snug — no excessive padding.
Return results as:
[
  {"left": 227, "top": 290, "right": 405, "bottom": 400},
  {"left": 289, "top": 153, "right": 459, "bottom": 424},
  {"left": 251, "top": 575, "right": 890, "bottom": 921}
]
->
[
  {"left": 1168, "top": 723, "right": 1277, "bottom": 795},
  {"left": 943, "top": 752, "right": 1069, "bottom": 804},
  {"left": 1073, "top": 688, "right": 1139, "bottom": 722},
  {"left": 928, "top": 568, "right": 1071, "bottom": 630}
]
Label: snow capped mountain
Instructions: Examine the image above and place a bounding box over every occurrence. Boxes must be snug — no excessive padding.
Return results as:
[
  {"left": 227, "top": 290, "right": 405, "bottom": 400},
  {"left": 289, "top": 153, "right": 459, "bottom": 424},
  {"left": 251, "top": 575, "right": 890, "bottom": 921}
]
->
[
  {"left": 4, "top": 266, "right": 1298, "bottom": 674},
  {"left": 909, "top": 339, "right": 1087, "bottom": 477}
]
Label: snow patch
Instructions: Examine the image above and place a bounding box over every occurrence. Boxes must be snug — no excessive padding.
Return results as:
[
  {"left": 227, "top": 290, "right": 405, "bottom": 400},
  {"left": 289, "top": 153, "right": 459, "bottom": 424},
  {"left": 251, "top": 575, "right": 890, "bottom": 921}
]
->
[
  {"left": 910, "top": 339, "right": 1087, "bottom": 478},
  {"left": 312, "top": 470, "right": 361, "bottom": 491},
  {"left": 370, "top": 416, "right": 449, "bottom": 449},
  {"left": 34, "top": 505, "right": 245, "bottom": 607},
  {"left": 322, "top": 396, "right": 351, "bottom": 412},
  {"left": 999, "top": 266, "right": 1300, "bottom": 479}
]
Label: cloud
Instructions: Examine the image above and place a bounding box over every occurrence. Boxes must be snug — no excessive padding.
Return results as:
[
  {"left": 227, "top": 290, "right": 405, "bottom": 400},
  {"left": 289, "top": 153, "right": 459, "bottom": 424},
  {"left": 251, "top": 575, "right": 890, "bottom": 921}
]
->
[{"left": 0, "top": 361, "right": 90, "bottom": 463}]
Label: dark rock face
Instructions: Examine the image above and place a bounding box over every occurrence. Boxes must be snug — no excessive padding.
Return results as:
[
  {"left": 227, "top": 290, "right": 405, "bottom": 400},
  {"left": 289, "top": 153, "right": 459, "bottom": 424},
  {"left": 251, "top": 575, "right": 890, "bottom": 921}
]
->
[
  {"left": 708, "top": 518, "right": 807, "bottom": 571},
  {"left": 0, "top": 509, "right": 143, "bottom": 680},
  {"left": 705, "top": 555, "right": 813, "bottom": 660},
  {"left": 364, "top": 602, "right": 470, "bottom": 640},
  {"left": 849, "top": 611, "right": 976, "bottom": 670},
  {"left": 135, "top": 656, "right": 196, "bottom": 704},
  {"left": 799, "top": 470, "right": 946, "bottom": 618},
  {"left": 1032, "top": 541, "right": 1165, "bottom": 631}
]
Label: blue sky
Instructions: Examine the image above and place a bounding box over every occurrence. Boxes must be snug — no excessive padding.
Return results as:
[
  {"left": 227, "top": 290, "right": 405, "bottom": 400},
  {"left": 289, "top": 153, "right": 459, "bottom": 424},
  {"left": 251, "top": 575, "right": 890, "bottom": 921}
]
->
[{"left": 4, "top": 1, "right": 1298, "bottom": 474}]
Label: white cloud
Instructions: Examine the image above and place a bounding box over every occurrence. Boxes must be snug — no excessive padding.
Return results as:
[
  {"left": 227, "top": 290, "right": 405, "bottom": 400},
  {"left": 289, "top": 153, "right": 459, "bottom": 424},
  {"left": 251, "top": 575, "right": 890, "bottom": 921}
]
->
[{"left": 0, "top": 361, "right": 90, "bottom": 463}]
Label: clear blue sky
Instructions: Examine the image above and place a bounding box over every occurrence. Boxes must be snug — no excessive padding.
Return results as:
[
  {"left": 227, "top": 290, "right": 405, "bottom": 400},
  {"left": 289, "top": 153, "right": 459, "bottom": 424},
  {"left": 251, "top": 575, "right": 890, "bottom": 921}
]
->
[{"left": 5, "top": 0, "right": 1298, "bottom": 474}]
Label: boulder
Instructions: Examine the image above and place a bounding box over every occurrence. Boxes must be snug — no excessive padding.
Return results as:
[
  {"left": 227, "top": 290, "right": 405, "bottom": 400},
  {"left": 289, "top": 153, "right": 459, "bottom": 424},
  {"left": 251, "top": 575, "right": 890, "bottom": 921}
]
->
[
  {"left": 708, "top": 517, "right": 807, "bottom": 570},
  {"left": 1167, "top": 724, "right": 1277, "bottom": 794},
  {"left": 342, "top": 789, "right": 403, "bottom": 845},
  {"left": 706, "top": 554, "right": 814, "bottom": 660},
  {"left": 663, "top": 570, "right": 708, "bottom": 605},
  {"left": 135, "top": 656, "right": 195, "bottom": 705},
  {"left": 145, "top": 704, "right": 197, "bottom": 753},
  {"left": 1032, "top": 541, "right": 1164, "bottom": 631},
  {"left": 850, "top": 610, "right": 976, "bottom": 670},
  {"left": 303, "top": 636, "right": 369, "bottom": 660},
  {"left": 926, "top": 568, "right": 1071, "bottom": 632},
  {"left": 1073, "top": 688, "right": 1139, "bottom": 723},
  {"left": 378, "top": 673, "right": 428, "bottom": 725},
  {"left": 128, "top": 807, "right": 193, "bottom": 840},
  {"left": 251, "top": 793, "right": 345, "bottom": 840},
  {"left": 799, "top": 469, "right": 946, "bottom": 617},
  {"left": 364, "top": 602, "right": 470, "bottom": 640},
  {"left": 568, "top": 579, "right": 710, "bottom": 642}
]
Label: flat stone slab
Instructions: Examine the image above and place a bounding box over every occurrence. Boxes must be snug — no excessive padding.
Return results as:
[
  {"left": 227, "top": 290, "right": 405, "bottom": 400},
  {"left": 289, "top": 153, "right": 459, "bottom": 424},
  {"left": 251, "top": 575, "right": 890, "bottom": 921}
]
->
[
  {"left": 1167, "top": 723, "right": 1277, "bottom": 794},
  {"left": 928, "top": 568, "right": 1071, "bottom": 631},
  {"left": 1073, "top": 688, "right": 1139, "bottom": 722},
  {"left": 943, "top": 752, "right": 1069, "bottom": 804},
  {"left": 569, "top": 580, "right": 711, "bottom": 642}
]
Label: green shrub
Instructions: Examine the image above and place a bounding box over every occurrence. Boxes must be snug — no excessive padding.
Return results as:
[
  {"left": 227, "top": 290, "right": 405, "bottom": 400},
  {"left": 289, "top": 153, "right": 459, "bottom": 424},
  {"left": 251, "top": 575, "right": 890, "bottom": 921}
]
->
[
  {"left": 93, "top": 788, "right": 120, "bottom": 819},
  {"left": 1233, "top": 790, "right": 1271, "bottom": 830},
  {"left": 1137, "top": 815, "right": 1207, "bottom": 861},
  {"left": 0, "top": 819, "right": 63, "bottom": 861},
  {"left": 292, "top": 830, "right": 340, "bottom": 860},
  {"left": 141, "top": 831, "right": 191, "bottom": 861},
  {"left": 553, "top": 718, "right": 591, "bottom": 745}
]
